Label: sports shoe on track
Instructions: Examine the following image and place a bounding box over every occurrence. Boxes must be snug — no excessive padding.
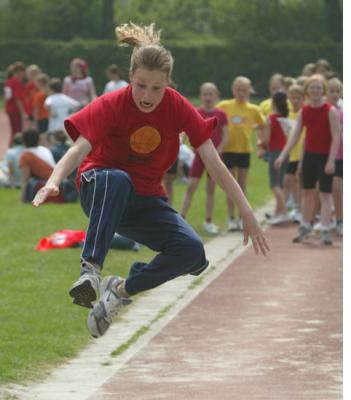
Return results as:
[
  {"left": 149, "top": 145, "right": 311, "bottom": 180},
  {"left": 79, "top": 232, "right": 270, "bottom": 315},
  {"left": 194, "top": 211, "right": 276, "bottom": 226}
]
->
[
  {"left": 292, "top": 224, "right": 312, "bottom": 243},
  {"left": 228, "top": 219, "right": 239, "bottom": 232},
  {"left": 203, "top": 222, "right": 219, "bottom": 235},
  {"left": 69, "top": 261, "right": 101, "bottom": 308},
  {"left": 321, "top": 229, "right": 333, "bottom": 246},
  {"left": 268, "top": 213, "right": 290, "bottom": 225},
  {"left": 87, "top": 276, "right": 132, "bottom": 338},
  {"left": 336, "top": 221, "right": 343, "bottom": 237}
]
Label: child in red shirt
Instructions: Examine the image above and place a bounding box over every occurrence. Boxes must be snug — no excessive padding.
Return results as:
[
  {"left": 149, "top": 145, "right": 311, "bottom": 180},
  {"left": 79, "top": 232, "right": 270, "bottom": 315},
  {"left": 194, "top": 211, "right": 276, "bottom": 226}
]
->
[
  {"left": 4, "top": 62, "right": 26, "bottom": 144},
  {"left": 276, "top": 74, "right": 341, "bottom": 245},
  {"left": 262, "top": 91, "right": 289, "bottom": 225},
  {"left": 180, "top": 82, "right": 228, "bottom": 234},
  {"left": 33, "top": 22, "right": 269, "bottom": 338}
]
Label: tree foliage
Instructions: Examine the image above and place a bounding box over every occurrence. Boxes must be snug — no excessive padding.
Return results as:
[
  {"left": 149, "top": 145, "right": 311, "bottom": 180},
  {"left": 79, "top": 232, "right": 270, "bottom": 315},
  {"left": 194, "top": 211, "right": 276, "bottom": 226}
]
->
[{"left": 0, "top": 0, "right": 342, "bottom": 43}]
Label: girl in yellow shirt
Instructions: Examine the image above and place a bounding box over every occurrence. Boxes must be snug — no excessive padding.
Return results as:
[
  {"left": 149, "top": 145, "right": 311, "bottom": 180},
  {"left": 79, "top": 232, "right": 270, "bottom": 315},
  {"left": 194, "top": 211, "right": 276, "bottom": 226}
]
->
[{"left": 217, "top": 76, "right": 266, "bottom": 231}]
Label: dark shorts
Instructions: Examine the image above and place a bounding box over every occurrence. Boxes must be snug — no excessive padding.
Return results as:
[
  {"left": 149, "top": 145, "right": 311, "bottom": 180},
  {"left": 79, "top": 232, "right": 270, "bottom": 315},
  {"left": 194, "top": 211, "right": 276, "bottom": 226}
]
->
[
  {"left": 223, "top": 152, "right": 250, "bottom": 169},
  {"left": 166, "top": 158, "right": 178, "bottom": 175},
  {"left": 268, "top": 151, "right": 288, "bottom": 188},
  {"left": 286, "top": 161, "right": 299, "bottom": 175},
  {"left": 335, "top": 159, "right": 343, "bottom": 178},
  {"left": 302, "top": 151, "right": 333, "bottom": 193}
]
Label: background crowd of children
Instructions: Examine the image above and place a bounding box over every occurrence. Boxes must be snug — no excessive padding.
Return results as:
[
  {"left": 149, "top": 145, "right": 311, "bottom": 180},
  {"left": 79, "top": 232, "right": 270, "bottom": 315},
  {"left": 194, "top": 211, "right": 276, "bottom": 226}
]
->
[{"left": 1, "top": 57, "right": 343, "bottom": 246}]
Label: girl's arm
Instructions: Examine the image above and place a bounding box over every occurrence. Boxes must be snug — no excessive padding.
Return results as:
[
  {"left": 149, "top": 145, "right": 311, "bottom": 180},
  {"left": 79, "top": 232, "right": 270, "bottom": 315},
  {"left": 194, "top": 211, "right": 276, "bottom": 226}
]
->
[
  {"left": 260, "top": 119, "right": 271, "bottom": 146},
  {"left": 325, "top": 107, "right": 341, "bottom": 175},
  {"left": 197, "top": 139, "right": 269, "bottom": 256},
  {"left": 216, "top": 125, "right": 229, "bottom": 154},
  {"left": 88, "top": 78, "right": 97, "bottom": 101},
  {"left": 274, "top": 110, "right": 303, "bottom": 169},
  {"left": 32, "top": 135, "right": 92, "bottom": 206}
]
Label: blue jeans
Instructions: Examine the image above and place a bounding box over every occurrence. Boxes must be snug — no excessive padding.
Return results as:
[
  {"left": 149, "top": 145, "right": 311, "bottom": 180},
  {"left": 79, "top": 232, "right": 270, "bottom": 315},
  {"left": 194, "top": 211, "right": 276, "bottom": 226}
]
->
[{"left": 79, "top": 168, "right": 208, "bottom": 296}]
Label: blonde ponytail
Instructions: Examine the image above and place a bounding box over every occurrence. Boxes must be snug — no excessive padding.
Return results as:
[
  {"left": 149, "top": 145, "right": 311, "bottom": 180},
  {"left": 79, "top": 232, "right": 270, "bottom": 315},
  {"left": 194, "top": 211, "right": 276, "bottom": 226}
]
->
[
  {"left": 115, "top": 22, "right": 161, "bottom": 48},
  {"left": 115, "top": 22, "right": 173, "bottom": 77}
]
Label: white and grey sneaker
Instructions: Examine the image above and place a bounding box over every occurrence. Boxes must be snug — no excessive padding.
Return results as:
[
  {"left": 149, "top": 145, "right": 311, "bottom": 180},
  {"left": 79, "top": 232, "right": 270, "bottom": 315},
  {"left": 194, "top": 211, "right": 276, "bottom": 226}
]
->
[
  {"left": 87, "top": 276, "right": 132, "bottom": 338},
  {"left": 228, "top": 219, "right": 239, "bottom": 232},
  {"left": 321, "top": 229, "right": 333, "bottom": 246},
  {"left": 69, "top": 261, "right": 101, "bottom": 309},
  {"left": 336, "top": 221, "right": 343, "bottom": 237},
  {"left": 203, "top": 222, "right": 219, "bottom": 235},
  {"left": 268, "top": 213, "right": 290, "bottom": 225},
  {"left": 293, "top": 224, "right": 312, "bottom": 243}
]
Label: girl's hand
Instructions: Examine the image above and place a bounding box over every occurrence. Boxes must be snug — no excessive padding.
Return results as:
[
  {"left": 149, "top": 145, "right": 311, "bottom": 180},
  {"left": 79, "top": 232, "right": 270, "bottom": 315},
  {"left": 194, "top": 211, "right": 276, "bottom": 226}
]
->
[
  {"left": 242, "top": 212, "right": 270, "bottom": 256},
  {"left": 32, "top": 185, "right": 60, "bottom": 207},
  {"left": 325, "top": 160, "right": 335, "bottom": 175},
  {"left": 256, "top": 149, "right": 265, "bottom": 159},
  {"left": 274, "top": 155, "right": 284, "bottom": 170}
]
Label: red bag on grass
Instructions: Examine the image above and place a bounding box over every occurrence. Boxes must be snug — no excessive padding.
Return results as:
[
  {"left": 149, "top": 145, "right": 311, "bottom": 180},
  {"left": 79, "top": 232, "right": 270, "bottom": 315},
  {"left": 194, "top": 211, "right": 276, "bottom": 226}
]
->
[{"left": 36, "top": 230, "right": 86, "bottom": 251}]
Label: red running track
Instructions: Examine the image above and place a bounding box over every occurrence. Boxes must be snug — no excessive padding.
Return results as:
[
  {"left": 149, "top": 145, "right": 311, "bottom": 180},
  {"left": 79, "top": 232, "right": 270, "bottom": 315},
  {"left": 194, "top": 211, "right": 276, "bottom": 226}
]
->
[{"left": 88, "top": 225, "right": 342, "bottom": 400}]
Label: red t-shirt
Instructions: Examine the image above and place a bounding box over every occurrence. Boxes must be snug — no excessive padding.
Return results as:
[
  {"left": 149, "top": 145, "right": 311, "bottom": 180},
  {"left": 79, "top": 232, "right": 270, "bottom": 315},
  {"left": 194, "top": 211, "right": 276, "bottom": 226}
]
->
[
  {"left": 4, "top": 76, "right": 24, "bottom": 114},
  {"left": 268, "top": 114, "right": 287, "bottom": 151},
  {"left": 197, "top": 107, "right": 228, "bottom": 148},
  {"left": 302, "top": 102, "right": 332, "bottom": 155},
  {"left": 24, "top": 81, "right": 39, "bottom": 116},
  {"left": 65, "top": 85, "right": 216, "bottom": 196}
]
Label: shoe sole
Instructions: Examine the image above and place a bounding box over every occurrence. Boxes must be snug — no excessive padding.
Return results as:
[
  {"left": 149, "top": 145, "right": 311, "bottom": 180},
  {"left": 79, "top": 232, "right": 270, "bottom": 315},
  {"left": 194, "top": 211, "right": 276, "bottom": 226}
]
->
[
  {"left": 292, "top": 233, "right": 310, "bottom": 243},
  {"left": 69, "top": 280, "right": 97, "bottom": 309}
]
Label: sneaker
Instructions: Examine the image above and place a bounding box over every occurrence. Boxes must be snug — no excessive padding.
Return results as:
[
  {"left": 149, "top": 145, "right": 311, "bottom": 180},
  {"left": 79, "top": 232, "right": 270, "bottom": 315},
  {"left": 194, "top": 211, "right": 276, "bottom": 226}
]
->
[
  {"left": 203, "top": 222, "right": 219, "bottom": 235},
  {"left": 268, "top": 213, "right": 290, "bottom": 225},
  {"left": 69, "top": 261, "right": 101, "bottom": 309},
  {"left": 87, "top": 276, "right": 131, "bottom": 338},
  {"left": 330, "top": 219, "right": 337, "bottom": 231},
  {"left": 228, "top": 219, "right": 239, "bottom": 232},
  {"left": 336, "top": 221, "right": 343, "bottom": 237},
  {"left": 293, "top": 224, "right": 312, "bottom": 243},
  {"left": 313, "top": 222, "right": 322, "bottom": 233},
  {"left": 237, "top": 219, "right": 243, "bottom": 231},
  {"left": 265, "top": 212, "right": 273, "bottom": 220},
  {"left": 289, "top": 208, "right": 302, "bottom": 224},
  {"left": 321, "top": 229, "right": 332, "bottom": 246}
]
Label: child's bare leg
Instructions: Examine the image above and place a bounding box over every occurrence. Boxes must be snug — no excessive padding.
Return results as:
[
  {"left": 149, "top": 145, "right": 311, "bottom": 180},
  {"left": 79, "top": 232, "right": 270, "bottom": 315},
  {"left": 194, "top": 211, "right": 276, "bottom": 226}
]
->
[
  {"left": 333, "top": 176, "right": 343, "bottom": 222},
  {"left": 205, "top": 177, "right": 216, "bottom": 222},
  {"left": 302, "top": 188, "right": 317, "bottom": 223},
  {"left": 180, "top": 177, "right": 200, "bottom": 218},
  {"left": 319, "top": 192, "right": 333, "bottom": 227}
]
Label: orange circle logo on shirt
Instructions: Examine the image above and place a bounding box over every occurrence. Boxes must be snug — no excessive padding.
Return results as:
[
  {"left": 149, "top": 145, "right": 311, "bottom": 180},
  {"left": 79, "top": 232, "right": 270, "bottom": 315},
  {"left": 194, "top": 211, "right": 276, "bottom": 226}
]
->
[{"left": 130, "top": 126, "right": 161, "bottom": 154}]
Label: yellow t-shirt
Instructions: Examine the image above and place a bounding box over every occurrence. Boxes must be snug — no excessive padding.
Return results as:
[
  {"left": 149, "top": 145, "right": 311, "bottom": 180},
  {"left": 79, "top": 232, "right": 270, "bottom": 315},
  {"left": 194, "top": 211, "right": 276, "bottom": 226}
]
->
[
  {"left": 217, "top": 99, "right": 266, "bottom": 153},
  {"left": 259, "top": 97, "right": 293, "bottom": 117},
  {"left": 259, "top": 98, "right": 272, "bottom": 117},
  {"left": 286, "top": 110, "right": 305, "bottom": 162}
]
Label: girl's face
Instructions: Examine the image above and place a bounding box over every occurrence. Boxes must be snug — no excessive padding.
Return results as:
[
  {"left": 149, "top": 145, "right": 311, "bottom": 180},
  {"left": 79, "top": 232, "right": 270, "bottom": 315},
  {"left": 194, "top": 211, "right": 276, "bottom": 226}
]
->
[
  {"left": 70, "top": 64, "right": 84, "bottom": 79},
  {"left": 130, "top": 68, "right": 169, "bottom": 113},
  {"left": 27, "top": 69, "right": 38, "bottom": 82},
  {"left": 269, "top": 79, "right": 284, "bottom": 95},
  {"left": 306, "top": 80, "right": 325, "bottom": 102},
  {"left": 326, "top": 84, "right": 342, "bottom": 106},
  {"left": 288, "top": 94, "right": 305, "bottom": 112},
  {"left": 232, "top": 83, "right": 250, "bottom": 102},
  {"left": 200, "top": 87, "right": 218, "bottom": 109}
]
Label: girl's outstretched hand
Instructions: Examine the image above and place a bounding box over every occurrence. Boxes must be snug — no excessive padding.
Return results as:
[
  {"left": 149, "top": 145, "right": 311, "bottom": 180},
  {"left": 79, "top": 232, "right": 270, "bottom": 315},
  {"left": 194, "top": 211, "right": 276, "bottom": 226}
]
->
[
  {"left": 242, "top": 211, "right": 270, "bottom": 256},
  {"left": 32, "top": 185, "right": 60, "bottom": 207}
]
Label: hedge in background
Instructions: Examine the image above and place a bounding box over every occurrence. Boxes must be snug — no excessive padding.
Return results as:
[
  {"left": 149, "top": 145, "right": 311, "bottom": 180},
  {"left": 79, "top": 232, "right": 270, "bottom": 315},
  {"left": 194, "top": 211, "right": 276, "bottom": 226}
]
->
[{"left": 0, "top": 39, "right": 342, "bottom": 97}]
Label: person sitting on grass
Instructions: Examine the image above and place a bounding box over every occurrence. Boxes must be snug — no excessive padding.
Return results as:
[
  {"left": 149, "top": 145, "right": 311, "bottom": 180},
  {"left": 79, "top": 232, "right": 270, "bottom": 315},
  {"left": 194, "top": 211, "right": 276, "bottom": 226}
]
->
[
  {"left": 5, "top": 132, "right": 25, "bottom": 189},
  {"left": 32, "top": 22, "right": 269, "bottom": 339},
  {"left": 19, "top": 129, "right": 56, "bottom": 202}
]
